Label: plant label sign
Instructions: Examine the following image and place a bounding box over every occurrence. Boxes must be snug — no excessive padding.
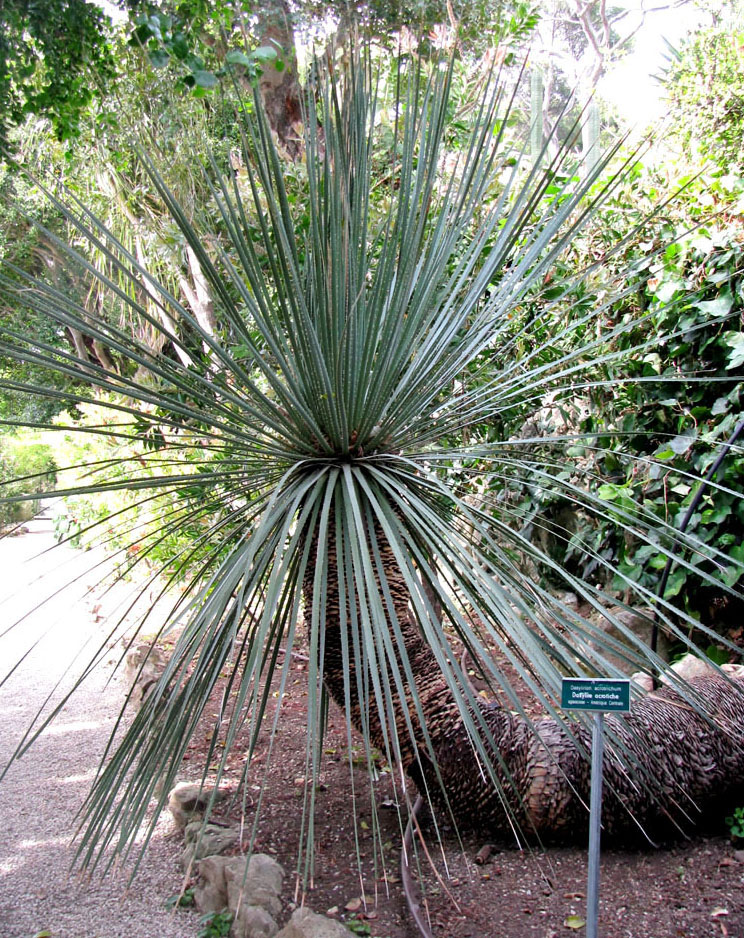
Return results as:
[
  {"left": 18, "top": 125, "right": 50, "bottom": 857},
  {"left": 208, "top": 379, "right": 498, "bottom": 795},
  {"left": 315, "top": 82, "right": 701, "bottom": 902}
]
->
[
  {"left": 561, "top": 678, "right": 631, "bottom": 713},
  {"left": 560, "top": 678, "right": 631, "bottom": 938}
]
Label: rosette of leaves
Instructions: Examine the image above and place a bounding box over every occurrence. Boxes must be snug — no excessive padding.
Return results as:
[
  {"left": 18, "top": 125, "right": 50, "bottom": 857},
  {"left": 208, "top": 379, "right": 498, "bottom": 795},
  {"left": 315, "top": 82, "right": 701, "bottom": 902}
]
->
[{"left": 1, "top": 44, "right": 743, "bottom": 883}]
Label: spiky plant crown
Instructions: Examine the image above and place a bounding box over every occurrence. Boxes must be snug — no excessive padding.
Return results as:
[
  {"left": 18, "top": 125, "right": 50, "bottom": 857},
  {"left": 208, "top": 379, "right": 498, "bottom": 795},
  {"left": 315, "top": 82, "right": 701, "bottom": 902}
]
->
[{"left": 1, "top": 45, "right": 741, "bottom": 879}]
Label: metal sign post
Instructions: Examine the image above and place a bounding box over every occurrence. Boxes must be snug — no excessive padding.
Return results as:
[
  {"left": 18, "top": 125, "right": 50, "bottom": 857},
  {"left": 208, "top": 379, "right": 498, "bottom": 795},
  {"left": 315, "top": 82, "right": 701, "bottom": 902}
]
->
[
  {"left": 561, "top": 678, "right": 631, "bottom": 938},
  {"left": 586, "top": 712, "right": 604, "bottom": 937}
]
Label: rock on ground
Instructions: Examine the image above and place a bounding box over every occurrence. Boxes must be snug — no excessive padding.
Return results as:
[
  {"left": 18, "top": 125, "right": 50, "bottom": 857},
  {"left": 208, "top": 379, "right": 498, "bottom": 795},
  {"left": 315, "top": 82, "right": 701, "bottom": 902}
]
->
[
  {"left": 193, "top": 852, "right": 285, "bottom": 938},
  {"left": 169, "top": 780, "right": 229, "bottom": 830},
  {"left": 275, "top": 907, "right": 353, "bottom": 938},
  {"left": 182, "top": 821, "right": 240, "bottom": 869}
]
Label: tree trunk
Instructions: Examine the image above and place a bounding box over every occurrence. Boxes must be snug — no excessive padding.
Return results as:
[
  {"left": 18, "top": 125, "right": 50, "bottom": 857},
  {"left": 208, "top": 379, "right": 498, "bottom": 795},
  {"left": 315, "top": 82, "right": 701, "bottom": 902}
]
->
[
  {"left": 530, "top": 67, "right": 544, "bottom": 165},
  {"left": 304, "top": 511, "right": 744, "bottom": 843},
  {"left": 179, "top": 245, "right": 218, "bottom": 363},
  {"left": 181, "top": 245, "right": 217, "bottom": 337},
  {"left": 253, "top": 0, "right": 303, "bottom": 161},
  {"left": 91, "top": 339, "right": 116, "bottom": 373},
  {"left": 134, "top": 235, "right": 194, "bottom": 369}
]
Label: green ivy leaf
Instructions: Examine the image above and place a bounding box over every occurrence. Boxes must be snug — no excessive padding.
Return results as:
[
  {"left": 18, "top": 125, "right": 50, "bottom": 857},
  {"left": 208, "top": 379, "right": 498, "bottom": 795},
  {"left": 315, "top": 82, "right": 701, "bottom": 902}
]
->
[
  {"left": 252, "top": 45, "right": 278, "bottom": 62},
  {"left": 656, "top": 427, "right": 697, "bottom": 458},
  {"left": 148, "top": 49, "right": 169, "bottom": 69},
  {"left": 172, "top": 37, "right": 189, "bottom": 59},
  {"left": 647, "top": 552, "right": 669, "bottom": 571},
  {"left": 705, "top": 644, "right": 729, "bottom": 665},
  {"left": 663, "top": 567, "right": 687, "bottom": 599},
  {"left": 723, "top": 332, "right": 744, "bottom": 370},
  {"left": 701, "top": 503, "right": 731, "bottom": 524},
  {"left": 654, "top": 278, "right": 683, "bottom": 302},
  {"left": 193, "top": 70, "right": 218, "bottom": 89},
  {"left": 695, "top": 293, "right": 733, "bottom": 318},
  {"left": 731, "top": 543, "right": 744, "bottom": 563},
  {"left": 670, "top": 483, "right": 691, "bottom": 496},
  {"left": 719, "top": 543, "right": 744, "bottom": 587},
  {"left": 226, "top": 50, "right": 253, "bottom": 67},
  {"left": 185, "top": 53, "right": 205, "bottom": 71}
]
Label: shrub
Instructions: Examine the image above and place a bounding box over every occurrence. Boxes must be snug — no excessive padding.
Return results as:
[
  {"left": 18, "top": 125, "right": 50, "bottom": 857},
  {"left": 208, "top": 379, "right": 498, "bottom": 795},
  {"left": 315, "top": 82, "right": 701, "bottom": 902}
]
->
[{"left": 0, "top": 435, "right": 57, "bottom": 525}]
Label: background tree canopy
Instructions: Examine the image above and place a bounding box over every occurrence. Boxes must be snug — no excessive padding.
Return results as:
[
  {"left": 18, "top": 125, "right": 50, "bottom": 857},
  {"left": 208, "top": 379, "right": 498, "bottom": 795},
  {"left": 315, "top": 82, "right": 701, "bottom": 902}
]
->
[
  {"left": 665, "top": 21, "right": 744, "bottom": 171},
  {"left": 0, "top": 0, "right": 119, "bottom": 152}
]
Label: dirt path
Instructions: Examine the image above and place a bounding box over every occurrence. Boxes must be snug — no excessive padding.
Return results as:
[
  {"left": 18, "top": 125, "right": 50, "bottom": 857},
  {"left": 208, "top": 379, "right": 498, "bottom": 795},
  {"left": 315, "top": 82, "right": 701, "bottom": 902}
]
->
[{"left": 0, "top": 519, "right": 196, "bottom": 938}]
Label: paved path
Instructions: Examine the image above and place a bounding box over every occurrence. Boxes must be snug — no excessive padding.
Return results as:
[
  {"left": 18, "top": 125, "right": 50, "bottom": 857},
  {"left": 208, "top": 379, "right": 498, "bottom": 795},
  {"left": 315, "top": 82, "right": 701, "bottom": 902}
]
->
[{"left": 0, "top": 519, "right": 196, "bottom": 938}]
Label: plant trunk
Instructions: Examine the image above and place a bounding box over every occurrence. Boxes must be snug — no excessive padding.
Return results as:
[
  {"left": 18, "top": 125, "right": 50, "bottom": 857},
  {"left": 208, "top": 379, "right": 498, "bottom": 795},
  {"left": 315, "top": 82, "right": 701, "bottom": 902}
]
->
[{"left": 304, "top": 513, "right": 744, "bottom": 843}]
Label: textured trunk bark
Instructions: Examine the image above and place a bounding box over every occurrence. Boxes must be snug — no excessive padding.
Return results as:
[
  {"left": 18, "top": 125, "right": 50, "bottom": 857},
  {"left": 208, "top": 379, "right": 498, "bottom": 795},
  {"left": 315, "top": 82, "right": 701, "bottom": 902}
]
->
[
  {"left": 91, "top": 339, "right": 116, "bottom": 373},
  {"left": 254, "top": 0, "right": 303, "bottom": 161},
  {"left": 303, "top": 511, "right": 744, "bottom": 843},
  {"left": 68, "top": 325, "right": 91, "bottom": 364}
]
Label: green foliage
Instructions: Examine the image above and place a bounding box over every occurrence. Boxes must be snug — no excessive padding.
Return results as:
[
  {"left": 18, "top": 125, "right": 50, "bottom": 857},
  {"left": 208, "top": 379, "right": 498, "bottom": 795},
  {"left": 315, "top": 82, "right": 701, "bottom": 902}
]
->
[
  {"left": 576, "top": 204, "right": 744, "bottom": 625},
  {"left": 0, "top": 154, "right": 89, "bottom": 423},
  {"left": 725, "top": 805, "right": 744, "bottom": 841},
  {"left": 166, "top": 885, "right": 196, "bottom": 908},
  {"left": 485, "top": 146, "right": 744, "bottom": 643},
  {"left": 0, "top": 41, "right": 251, "bottom": 426},
  {"left": 44, "top": 402, "right": 225, "bottom": 575},
  {"left": 549, "top": 32, "right": 744, "bottom": 638},
  {"left": 128, "top": 0, "right": 541, "bottom": 94},
  {"left": 666, "top": 26, "right": 744, "bottom": 172},
  {"left": 617, "top": 228, "right": 742, "bottom": 571},
  {"left": 129, "top": 8, "right": 284, "bottom": 98},
  {"left": 0, "top": 0, "right": 118, "bottom": 154},
  {"left": 197, "top": 909, "right": 233, "bottom": 938},
  {"left": 344, "top": 0, "right": 541, "bottom": 54},
  {"left": 52, "top": 504, "right": 84, "bottom": 548},
  {"left": 0, "top": 434, "right": 56, "bottom": 525},
  {"left": 345, "top": 921, "right": 373, "bottom": 936}
]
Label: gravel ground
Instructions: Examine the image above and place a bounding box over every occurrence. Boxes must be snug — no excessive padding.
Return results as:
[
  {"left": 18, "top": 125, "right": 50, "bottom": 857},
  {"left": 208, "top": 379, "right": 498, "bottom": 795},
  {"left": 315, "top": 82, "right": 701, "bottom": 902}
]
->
[{"left": 0, "top": 519, "right": 197, "bottom": 938}]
